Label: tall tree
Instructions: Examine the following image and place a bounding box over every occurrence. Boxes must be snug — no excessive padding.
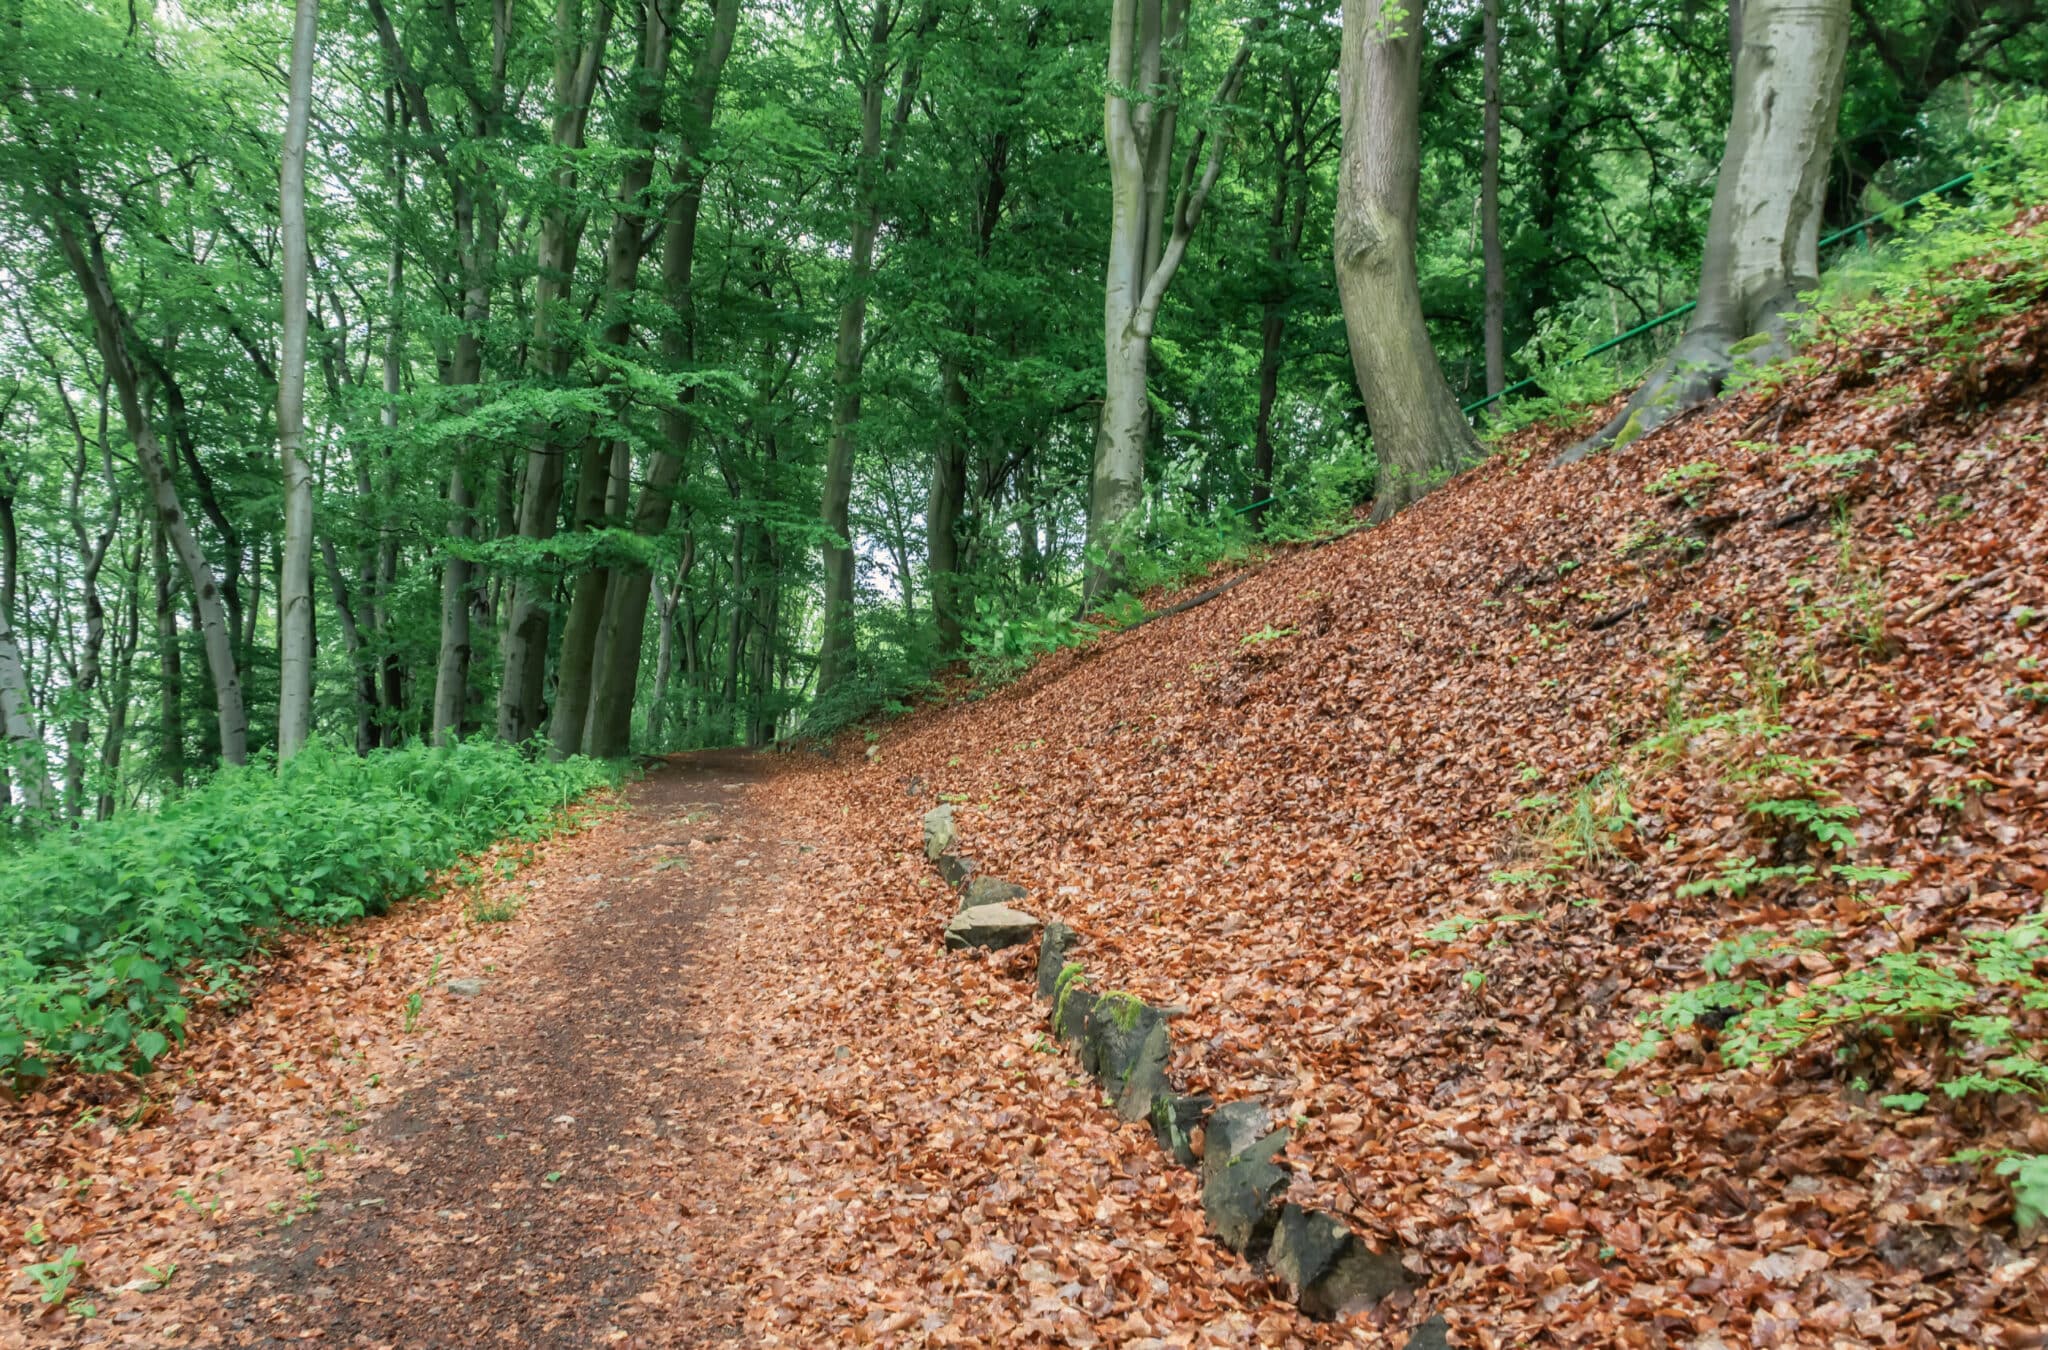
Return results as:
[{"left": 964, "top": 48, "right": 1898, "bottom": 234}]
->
[
  {"left": 571, "top": 0, "right": 742, "bottom": 760},
  {"left": 1083, "top": 0, "right": 1257, "bottom": 598},
  {"left": 1561, "top": 0, "right": 1852, "bottom": 459},
  {"left": 496, "top": 0, "right": 615, "bottom": 745},
  {"left": 276, "top": 0, "right": 319, "bottom": 759},
  {"left": 1480, "top": 0, "right": 1504, "bottom": 398},
  {"left": 1333, "top": 0, "right": 1481, "bottom": 519},
  {"left": 814, "top": 0, "right": 934, "bottom": 701}
]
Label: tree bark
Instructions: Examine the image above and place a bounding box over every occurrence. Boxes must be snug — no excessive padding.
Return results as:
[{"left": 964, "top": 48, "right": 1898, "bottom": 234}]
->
[
  {"left": 153, "top": 519, "right": 184, "bottom": 788},
  {"left": 46, "top": 200, "right": 249, "bottom": 765},
  {"left": 276, "top": 0, "right": 319, "bottom": 759},
  {"left": 1560, "top": 0, "right": 1850, "bottom": 461},
  {"left": 496, "top": 0, "right": 615, "bottom": 743},
  {"left": 97, "top": 535, "right": 141, "bottom": 819},
  {"left": 1085, "top": 0, "right": 1255, "bottom": 597},
  {"left": 1481, "top": 0, "right": 1505, "bottom": 398},
  {"left": 816, "top": 0, "right": 932, "bottom": 701},
  {"left": 926, "top": 355, "right": 970, "bottom": 654},
  {"left": 0, "top": 605, "right": 45, "bottom": 820},
  {"left": 1333, "top": 0, "right": 1482, "bottom": 521},
  {"left": 578, "top": 0, "right": 743, "bottom": 758}
]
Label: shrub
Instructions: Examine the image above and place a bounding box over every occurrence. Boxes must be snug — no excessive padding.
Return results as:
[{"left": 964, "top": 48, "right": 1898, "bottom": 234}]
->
[{"left": 0, "top": 738, "right": 611, "bottom": 1080}]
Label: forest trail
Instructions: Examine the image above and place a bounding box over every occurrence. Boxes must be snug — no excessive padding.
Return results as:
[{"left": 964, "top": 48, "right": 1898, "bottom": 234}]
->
[{"left": 97, "top": 754, "right": 814, "bottom": 1348}]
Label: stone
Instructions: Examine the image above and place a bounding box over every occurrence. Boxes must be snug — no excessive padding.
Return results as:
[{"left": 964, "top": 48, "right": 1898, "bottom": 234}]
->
[
  {"left": 445, "top": 978, "right": 484, "bottom": 997},
  {"left": 1082, "top": 993, "right": 1172, "bottom": 1121},
  {"left": 1150, "top": 1092, "right": 1212, "bottom": 1167},
  {"left": 1201, "top": 1157, "right": 1290, "bottom": 1257},
  {"left": 1270, "top": 1204, "right": 1411, "bottom": 1320},
  {"left": 936, "top": 853, "right": 977, "bottom": 889},
  {"left": 1201, "top": 1099, "right": 1289, "bottom": 1183},
  {"left": 1035, "top": 923, "right": 1080, "bottom": 1000},
  {"left": 1054, "top": 980, "right": 1096, "bottom": 1048},
  {"left": 942, "top": 903, "right": 1041, "bottom": 951},
  {"left": 922, "top": 805, "right": 957, "bottom": 861},
  {"left": 1403, "top": 1315, "right": 1452, "bottom": 1349},
  {"left": 961, "top": 876, "right": 1027, "bottom": 910}
]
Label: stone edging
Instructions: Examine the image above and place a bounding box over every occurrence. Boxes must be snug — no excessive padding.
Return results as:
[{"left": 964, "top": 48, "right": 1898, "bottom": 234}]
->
[{"left": 921, "top": 805, "right": 1451, "bottom": 1346}]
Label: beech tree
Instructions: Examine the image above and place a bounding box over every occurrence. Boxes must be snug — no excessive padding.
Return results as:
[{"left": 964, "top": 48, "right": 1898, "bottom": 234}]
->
[
  {"left": 275, "top": 0, "right": 318, "bottom": 759},
  {"left": 1332, "top": 0, "right": 1480, "bottom": 520},
  {"left": 1083, "top": 0, "right": 1256, "bottom": 598},
  {"left": 1561, "top": 0, "right": 1853, "bottom": 459}
]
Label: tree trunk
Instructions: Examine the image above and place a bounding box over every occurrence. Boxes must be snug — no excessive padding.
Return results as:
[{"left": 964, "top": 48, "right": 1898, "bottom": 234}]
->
[
  {"left": 276, "top": 0, "right": 319, "bottom": 760},
  {"left": 1481, "top": 0, "right": 1505, "bottom": 398},
  {"left": 648, "top": 539, "right": 687, "bottom": 749},
  {"left": 578, "top": 0, "right": 742, "bottom": 759},
  {"left": 1561, "top": 0, "right": 1850, "bottom": 461},
  {"left": 1333, "top": 0, "right": 1482, "bottom": 521},
  {"left": 547, "top": 436, "right": 612, "bottom": 757},
  {"left": 1084, "top": 0, "right": 1254, "bottom": 597},
  {"left": 153, "top": 520, "right": 184, "bottom": 788},
  {"left": 496, "top": 0, "right": 614, "bottom": 743},
  {"left": 926, "top": 355, "right": 970, "bottom": 655},
  {"left": 97, "top": 537, "right": 141, "bottom": 819},
  {"left": 0, "top": 606, "right": 45, "bottom": 820},
  {"left": 47, "top": 202, "right": 248, "bottom": 765}
]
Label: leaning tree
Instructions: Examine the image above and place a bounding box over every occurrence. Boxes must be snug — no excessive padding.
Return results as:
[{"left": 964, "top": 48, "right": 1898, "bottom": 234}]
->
[{"left": 1560, "top": 0, "right": 1852, "bottom": 461}]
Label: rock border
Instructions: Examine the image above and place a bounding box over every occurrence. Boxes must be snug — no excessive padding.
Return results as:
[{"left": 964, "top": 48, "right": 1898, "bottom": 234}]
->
[{"left": 922, "top": 806, "right": 1447, "bottom": 1343}]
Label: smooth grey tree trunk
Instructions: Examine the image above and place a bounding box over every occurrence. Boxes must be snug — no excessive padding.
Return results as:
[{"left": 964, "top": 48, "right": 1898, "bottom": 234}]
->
[
  {"left": 1333, "top": 0, "right": 1482, "bottom": 522},
  {"left": 1084, "top": 0, "right": 1254, "bottom": 597},
  {"left": 1560, "top": 0, "right": 1850, "bottom": 461},
  {"left": 1481, "top": 0, "right": 1505, "bottom": 397},
  {"left": 96, "top": 536, "right": 141, "bottom": 819},
  {"left": 0, "top": 605, "right": 47, "bottom": 818},
  {"left": 153, "top": 521, "right": 184, "bottom": 787},
  {"left": 276, "top": 0, "right": 319, "bottom": 760}
]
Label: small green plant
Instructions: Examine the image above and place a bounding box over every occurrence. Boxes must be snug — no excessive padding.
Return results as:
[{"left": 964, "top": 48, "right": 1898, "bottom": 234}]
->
[
  {"left": 402, "top": 992, "right": 424, "bottom": 1034},
  {"left": 1646, "top": 460, "right": 1725, "bottom": 501},
  {"left": 468, "top": 895, "right": 524, "bottom": 924},
  {"left": 1744, "top": 795, "right": 1859, "bottom": 852},
  {"left": 1996, "top": 1154, "right": 2048, "bottom": 1229},
  {"left": 1240, "top": 625, "right": 1299, "bottom": 646},
  {"left": 25, "top": 1244, "right": 83, "bottom": 1307},
  {"left": 1783, "top": 444, "right": 1878, "bottom": 476}
]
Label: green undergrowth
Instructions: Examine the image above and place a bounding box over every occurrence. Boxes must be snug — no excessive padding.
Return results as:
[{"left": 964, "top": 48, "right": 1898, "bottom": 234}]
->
[{"left": 0, "top": 738, "right": 613, "bottom": 1082}]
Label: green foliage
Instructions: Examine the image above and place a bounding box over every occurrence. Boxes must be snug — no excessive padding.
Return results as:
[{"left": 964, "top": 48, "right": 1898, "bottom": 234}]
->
[
  {"left": 24, "top": 1244, "right": 85, "bottom": 1310},
  {"left": 0, "top": 740, "right": 609, "bottom": 1081},
  {"left": 1996, "top": 1154, "right": 2048, "bottom": 1229},
  {"left": 1645, "top": 460, "right": 1725, "bottom": 501}
]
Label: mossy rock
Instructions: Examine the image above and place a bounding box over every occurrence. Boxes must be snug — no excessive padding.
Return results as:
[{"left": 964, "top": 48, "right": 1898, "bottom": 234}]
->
[
  {"left": 1150, "top": 1092, "right": 1212, "bottom": 1167},
  {"left": 1270, "top": 1202, "right": 1411, "bottom": 1321},
  {"left": 1035, "top": 923, "right": 1079, "bottom": 1000},
  {"left": 1082, "top": 992, "right": 1171, "bottom": 1121}
]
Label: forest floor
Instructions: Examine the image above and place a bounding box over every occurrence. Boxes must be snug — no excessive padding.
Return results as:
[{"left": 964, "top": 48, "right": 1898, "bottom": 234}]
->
[{"left": 8, "top": 282, "right": 2048, "bottom": 1349}]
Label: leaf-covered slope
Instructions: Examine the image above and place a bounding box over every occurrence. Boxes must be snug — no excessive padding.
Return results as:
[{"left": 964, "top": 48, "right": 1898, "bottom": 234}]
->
[{"left": 773, "top": 274, "right": 2048, "bottom": 1342}]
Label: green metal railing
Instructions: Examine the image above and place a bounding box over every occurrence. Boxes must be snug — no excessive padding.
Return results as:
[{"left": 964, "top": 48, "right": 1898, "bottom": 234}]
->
[
  {"left": 1456, "top": 168, "right": 1980, "bottom": 417},
  {"left": 1222, "top": 168, "right": 1982, "bottom": 522}
]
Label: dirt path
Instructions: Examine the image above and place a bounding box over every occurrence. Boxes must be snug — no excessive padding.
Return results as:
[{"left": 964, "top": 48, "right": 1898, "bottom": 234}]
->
[{"left": 191, "top": 752, "right": 802, "bottom": 1349}]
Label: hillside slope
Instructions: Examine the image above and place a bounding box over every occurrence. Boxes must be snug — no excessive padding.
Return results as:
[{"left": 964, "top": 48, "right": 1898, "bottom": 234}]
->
[{"left": 757, "top": 270, "right": 2048, "bottom": 1344}]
